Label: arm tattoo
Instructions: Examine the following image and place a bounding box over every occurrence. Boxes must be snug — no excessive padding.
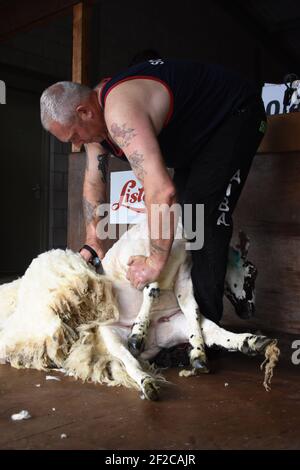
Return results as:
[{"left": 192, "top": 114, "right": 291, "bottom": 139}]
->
[
  {"left": 83, "top": 197, "right": 96, "bottom": 225},
  {"left": 127, "top": 150, "right": 146, "bottom": 180},
  {"left": 84, "top": 144, "right": 109, "bottom": 180},
  {"left": 110, "top": 122, "right": 137, "bottom": 148},
  {"left": 97, "top": 153, "right": 109, "bottom": 184},
  {"left": 83, "top": 197, "right": 106, "bottom": 224}
]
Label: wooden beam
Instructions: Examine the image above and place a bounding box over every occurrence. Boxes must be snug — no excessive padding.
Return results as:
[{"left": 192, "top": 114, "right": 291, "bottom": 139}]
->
[
  {"left": 72, "top": 1, "right": 90, "bottom": 152},
  {"left": 72, "top": 2, "right": 89, "bottom": 84}
]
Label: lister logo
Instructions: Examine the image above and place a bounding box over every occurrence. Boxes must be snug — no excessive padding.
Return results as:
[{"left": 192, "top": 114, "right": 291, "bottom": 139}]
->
[
  {"left": 112, "top": 179, "right": 145, "bottom": 213},
  {"left": 0, "top": 80, "right": 6, "bottom": 104},
  {"left": 110, "top": 170, "right": 147, "bottom": 224}
]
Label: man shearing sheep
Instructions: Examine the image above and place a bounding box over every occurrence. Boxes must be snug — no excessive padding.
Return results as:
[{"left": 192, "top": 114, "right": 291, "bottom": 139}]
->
[{"left": 40, "top": 58, "right": 266, "bottom": 325}]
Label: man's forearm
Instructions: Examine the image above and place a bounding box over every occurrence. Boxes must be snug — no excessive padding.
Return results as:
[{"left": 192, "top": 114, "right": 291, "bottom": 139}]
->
[
  {"left": 146, "top": 189, "right": 177, "bottom": 269},
  {"left": 83, "top": 176, "right": 106, "bottom": 242}
]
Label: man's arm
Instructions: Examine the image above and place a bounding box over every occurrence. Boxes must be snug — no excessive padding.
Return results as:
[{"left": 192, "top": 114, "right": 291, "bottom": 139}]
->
[
  {"left": 105, "top": 92, "right": 177, "bottom": 272},
  {"left": 81, "top": 142, "right": 108, "bottom": 262}
]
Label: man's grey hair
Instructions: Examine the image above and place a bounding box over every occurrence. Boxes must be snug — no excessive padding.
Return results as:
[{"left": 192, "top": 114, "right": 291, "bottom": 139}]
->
[{"left": 40, "top": 81, "right": 92, "bottom": 130}]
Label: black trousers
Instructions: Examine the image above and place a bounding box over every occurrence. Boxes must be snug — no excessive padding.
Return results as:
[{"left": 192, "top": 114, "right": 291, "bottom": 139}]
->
[{"left": 174, "top": 97, "right": 266, "bottom": 324}]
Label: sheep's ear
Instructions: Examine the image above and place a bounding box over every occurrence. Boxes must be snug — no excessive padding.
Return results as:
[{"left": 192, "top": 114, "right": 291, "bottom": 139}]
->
[{"left": 236, "top": 231, "right": 250, "bottom": 260}]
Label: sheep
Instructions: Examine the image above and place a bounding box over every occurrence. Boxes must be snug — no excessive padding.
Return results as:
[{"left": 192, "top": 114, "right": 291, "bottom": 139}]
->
[{"left": 0, "top": 220, "right": 279, "bottom": 400}]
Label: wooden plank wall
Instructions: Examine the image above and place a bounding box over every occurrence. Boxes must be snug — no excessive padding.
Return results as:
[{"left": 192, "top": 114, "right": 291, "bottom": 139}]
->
[
  {"left": 223, "top": 151, "right": 300, "bottom": 335},
  {"left": 67, "top": 152, "right": 86, "bottom": 251},
  {"left": 259, "top": 113, "right": 300, "bottom": 153}
]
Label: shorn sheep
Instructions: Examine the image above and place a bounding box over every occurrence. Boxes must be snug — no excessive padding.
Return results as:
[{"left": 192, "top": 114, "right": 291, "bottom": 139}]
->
[{"left": 0, "top": 221, "right": 279, "bottom": 400}]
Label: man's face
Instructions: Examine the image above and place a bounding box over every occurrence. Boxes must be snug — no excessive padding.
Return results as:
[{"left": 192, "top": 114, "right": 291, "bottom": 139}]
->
[
  {"left": 49, "top": 120, "right": 101, "bottom": 147},
  {"left": 49, "top": 99, "right": 106, "bottom": 147}
]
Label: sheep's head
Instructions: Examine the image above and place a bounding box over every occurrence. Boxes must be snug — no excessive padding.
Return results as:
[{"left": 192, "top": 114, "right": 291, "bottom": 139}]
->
[{"left": 225, "top": 232, "right": 257, "bottom": 319}]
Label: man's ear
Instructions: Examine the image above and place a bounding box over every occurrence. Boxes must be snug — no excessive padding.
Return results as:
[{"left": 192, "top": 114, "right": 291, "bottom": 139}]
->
[{"left": 76, "top": 105, "right": 93, "bottom": 121}]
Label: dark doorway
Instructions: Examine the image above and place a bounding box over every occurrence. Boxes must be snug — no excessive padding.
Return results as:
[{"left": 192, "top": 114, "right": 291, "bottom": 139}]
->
[{"left": 0, "top": 80, "right": 50, "bottom": 275}]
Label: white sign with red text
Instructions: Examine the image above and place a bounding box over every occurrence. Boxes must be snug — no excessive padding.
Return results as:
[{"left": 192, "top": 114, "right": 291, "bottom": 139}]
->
[{"left": 110, "top": 171, "right": 146, "bottom": 224}]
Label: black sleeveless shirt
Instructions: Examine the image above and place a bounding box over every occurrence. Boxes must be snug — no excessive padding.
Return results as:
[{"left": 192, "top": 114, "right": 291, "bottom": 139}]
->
[{"left": 99, "top": 59, "right": 258, "bottom": 169}]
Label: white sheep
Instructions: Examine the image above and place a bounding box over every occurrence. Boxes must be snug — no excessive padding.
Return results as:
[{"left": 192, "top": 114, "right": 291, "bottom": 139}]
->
[{"left": 0, "top": 221, "right": 279, "bottom": 400}]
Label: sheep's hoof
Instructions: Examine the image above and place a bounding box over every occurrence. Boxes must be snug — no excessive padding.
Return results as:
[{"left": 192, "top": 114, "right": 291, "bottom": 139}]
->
[
  {"left": 128, "top": 334, "right": 145, "bottom": 357},
  {"left": 253, "top": 337, "right": 276, "bottom": 354},
  {"left": 191, "top": 357, "right": 210, "bottom": 374},
  {"left": 142, "top": 379, "right": 160, "bottom": 401},
  {"left": 149, "top": 287, "right": 160, "bottom": 298},
  {"left": 241, "top": 336, "right": 274, "bottom": 356}
]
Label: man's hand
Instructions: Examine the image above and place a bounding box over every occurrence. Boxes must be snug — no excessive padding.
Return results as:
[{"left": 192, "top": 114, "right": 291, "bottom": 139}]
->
[
  {"left": 79, "top": 238, "right": 105, "bottom": 263},
  {"left": 126, "top": 255, "right": 164, "bottom": 290}
]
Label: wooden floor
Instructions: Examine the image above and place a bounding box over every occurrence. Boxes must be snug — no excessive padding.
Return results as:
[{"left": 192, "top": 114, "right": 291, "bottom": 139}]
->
[{"left": 0, "top": 330, "right": 299, "bottom": 450}]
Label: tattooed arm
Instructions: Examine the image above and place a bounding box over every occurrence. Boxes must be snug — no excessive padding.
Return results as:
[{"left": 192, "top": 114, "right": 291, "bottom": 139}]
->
[
  {"left": 105, "top": 92, "right": 177, "bottom": 273},
  {"left": 81, "top": 142, "right": 108, "bottom": 262}
]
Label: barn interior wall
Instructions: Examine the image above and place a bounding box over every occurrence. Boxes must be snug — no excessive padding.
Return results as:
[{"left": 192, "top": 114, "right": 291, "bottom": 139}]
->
[{"left": 90, "top": 0, "right": 288, "bottom": 86}]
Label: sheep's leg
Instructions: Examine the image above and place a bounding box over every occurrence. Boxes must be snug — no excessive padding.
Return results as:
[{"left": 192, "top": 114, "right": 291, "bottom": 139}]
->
[
  {"left": 174, "top": 262, "right": 209, "bottom": 373},
  {"left": 100, "top": 325, "right": 159, "bottom": 401},
  {"left": 201, "top": 317, "right": 275, "bottom": 354},
  {"left": 127, "top": 282, "right": 160, "bottom": 357},
  {"left": 200, "top": 318, "right": 279, "bottom": 390}
]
